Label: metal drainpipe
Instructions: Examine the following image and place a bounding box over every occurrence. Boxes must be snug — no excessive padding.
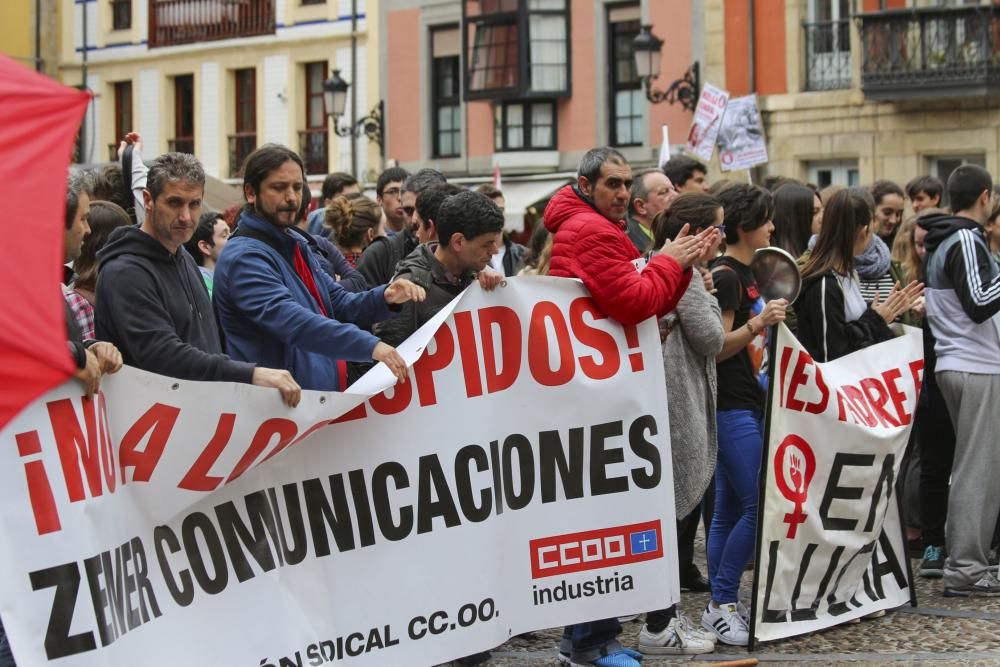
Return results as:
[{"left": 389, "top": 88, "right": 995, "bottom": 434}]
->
[
  {"left": 350, "top": 0, "right": 358, "bottom": 178},
  {"left": 35, "top": 0, "right": 41, "bottom": 72},
  {"left": 748, "top": 0, "right": 755, "bottom": 93},
  {"left": 81, "top": 0, "right": 89, "bottom": 162}
]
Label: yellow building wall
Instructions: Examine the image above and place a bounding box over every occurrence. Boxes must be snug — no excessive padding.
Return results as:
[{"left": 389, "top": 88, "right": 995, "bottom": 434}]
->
[{"left": 0, "top": 0, "right": 37, "bottom": 69}]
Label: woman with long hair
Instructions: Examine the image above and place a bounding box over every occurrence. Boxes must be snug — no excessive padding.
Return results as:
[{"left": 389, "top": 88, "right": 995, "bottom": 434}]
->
[
  {"left": 636, "top": 194, "right": 724, "bottom": 656},
  {"left": 796, "top": 187, "right": 923, "bottom": 363},
  {"left": 701, "top": 184, "right": 787, "bottom": 647},
  {"left": 771, "top": 183, "right": 822, "bottom": 259},
  {"left": 325, "top": 193, "right": 384, "bottom": 268},
  {"left": 67, "top": 200, "right": 131, "bottom": 339}
]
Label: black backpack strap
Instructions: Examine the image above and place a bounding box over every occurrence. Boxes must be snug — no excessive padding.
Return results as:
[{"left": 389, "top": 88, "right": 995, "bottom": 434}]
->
[
  {"left": 710, "top": 262, "right": 743, "bottom": 310},
  {"left": 120, "top": 143, "right": 138, "bottom": 225}
]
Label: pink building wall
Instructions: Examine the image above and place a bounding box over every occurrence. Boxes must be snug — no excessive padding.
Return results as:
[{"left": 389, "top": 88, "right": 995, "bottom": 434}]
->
[
  {"left": 387, "top": 8, "right": 422, "bottom": 163},
  {"left": 648, "top": 1, "right": 694, "bottom": 148}
]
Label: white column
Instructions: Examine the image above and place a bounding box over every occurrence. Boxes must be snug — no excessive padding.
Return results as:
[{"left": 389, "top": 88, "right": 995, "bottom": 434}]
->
[
  {"left": 82, "top": 73, "right": 101, "bottom": 163},
  {"left": 262, "top": 55, "right": 290, "bottom": 145},
  {"left": 85, "top": 0, "right": 98, "bottom": 48},
  {"left": 138, "top": 68, "right": 161, "bottom": 157},
  {"left": 137, "top": 0, "right": 149, "bottom": 44},
  {"left": 199, "top": 62, "right": 221, "bottom": 177}
]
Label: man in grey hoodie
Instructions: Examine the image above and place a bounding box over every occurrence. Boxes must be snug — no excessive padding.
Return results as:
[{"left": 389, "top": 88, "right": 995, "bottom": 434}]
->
[{"left": 920, "top": 164, "right": 1000, "bottom": 597}]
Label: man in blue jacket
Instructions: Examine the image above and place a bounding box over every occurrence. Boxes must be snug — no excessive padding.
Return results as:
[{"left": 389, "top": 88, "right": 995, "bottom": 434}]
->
[{"left": 214, "top": 144, "right": 425, "bottom": 392}]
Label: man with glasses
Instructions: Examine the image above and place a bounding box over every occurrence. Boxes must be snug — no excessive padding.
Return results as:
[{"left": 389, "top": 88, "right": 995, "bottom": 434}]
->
[
  {"left": 375, "top": 167, "right": 409, "bottom": 236},
  {"left": 357, "top": 168, "right": 445, "bottom": 287}
]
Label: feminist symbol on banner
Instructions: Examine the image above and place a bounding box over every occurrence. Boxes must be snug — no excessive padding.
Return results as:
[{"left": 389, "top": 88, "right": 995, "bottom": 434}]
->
[{"left": 773, "top": 434, "right": 816, "bottom": 539}]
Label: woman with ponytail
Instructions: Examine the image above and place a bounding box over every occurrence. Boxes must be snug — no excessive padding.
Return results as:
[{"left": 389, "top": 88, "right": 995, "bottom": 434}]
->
[{"left": 325, "top": 193, "right": 384, "bottom": 268}]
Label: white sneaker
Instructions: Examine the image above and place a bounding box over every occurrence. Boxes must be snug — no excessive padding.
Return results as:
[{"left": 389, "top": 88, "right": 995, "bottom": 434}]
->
[
  {"left": 618, "top": 614, "right": 640, "bottom": 623},
  {"left": 736, "top": 600, "right": 750, "bottom": 624},
  {"left": 702, "top": 602, "right": 749, "bottom": 646},
  {"left": 638, "top": 616, "right": 715, "bottom": 655},
  {"left": 676, "top": 611, "right": 716, "bottom": 643}
]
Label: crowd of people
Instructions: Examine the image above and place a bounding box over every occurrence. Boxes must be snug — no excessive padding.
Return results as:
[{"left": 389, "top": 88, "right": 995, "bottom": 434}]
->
[{"left": 43, "top": 136, "right": 1000, "bottom": 667}]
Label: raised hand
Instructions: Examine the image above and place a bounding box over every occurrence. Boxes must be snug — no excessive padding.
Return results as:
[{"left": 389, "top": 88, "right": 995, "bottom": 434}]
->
[{"left": 872, "top": 280, "right": 925, "bottom": 324}]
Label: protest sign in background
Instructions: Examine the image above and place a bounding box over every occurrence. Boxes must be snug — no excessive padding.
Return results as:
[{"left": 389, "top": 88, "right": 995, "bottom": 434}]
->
[
  {"left": 717, "top": 95, "right": 768, "bottom": 172},
  {"left": 750, "top": 324, "right": 919, "bottom": 646},
  {"left": 685, "top": 83, "right": 729, "bottom": 162},
  {"left": 0, "top": 277, "right": 679, "bottom": 667}
]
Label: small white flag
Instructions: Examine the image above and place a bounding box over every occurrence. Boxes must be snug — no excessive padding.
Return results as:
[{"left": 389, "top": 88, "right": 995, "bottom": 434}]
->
[
  {"left": 493, "top": 164, "right": 502, "bottom": 191},
  {"left": 658, "top": 124, "right": 671, "bottom": 169}
]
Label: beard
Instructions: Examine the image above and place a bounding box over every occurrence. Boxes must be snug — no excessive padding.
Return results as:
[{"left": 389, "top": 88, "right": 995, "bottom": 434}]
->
[{"left": 255, "top": 201, "right": 300, "bottom": 229}]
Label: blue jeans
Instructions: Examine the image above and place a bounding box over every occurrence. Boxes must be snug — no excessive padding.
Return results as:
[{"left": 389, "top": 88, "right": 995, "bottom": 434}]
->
[
  {"left": 561, "top": 618, "right": 623, "bottom": 662},
  {"left": 708, "top": 409, "right": 763, "bottom": 603},
  {"left": 0, "top": 617, "right": 16, "bottom": 667}
]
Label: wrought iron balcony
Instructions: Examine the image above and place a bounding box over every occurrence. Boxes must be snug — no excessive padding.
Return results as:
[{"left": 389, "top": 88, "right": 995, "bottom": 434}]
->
[
  {"left": 149, "top": 0, "right": 275, "bottom": 48},
  {"left": 804, "top": 20, "right": 853, "bottom": 91},
  {"left": 228, "top": 133, "right": 257, "bottom": 178},
  {"left": 859, "top": 5, "right": 1000, "bottom": 100},
  {"left": 298, "top": 128, "right": 328, "bottom": 176}
]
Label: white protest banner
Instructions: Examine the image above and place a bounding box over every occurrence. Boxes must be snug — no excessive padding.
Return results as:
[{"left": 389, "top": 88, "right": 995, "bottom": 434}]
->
[
  {"left": 717, "top": 94, "right": 768, "bottom": 172},
  {"left": 0, "top": 276, "right": 679, "bottom": 667},
  {"left": 685, "top": 83, "right": 728, "bottom": 162},
  {"left": 750, "top": 324, "right": 919, "bottom": 645}
]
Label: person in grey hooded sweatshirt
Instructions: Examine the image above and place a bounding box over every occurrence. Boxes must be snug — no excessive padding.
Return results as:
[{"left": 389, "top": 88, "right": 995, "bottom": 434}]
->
[{"left": 920, "top": 164, "right": 1000, "bottom": 597}]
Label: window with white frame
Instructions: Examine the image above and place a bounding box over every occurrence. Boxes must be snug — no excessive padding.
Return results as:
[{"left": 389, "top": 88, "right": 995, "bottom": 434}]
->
[{"left": 807, "top": 159, "right": 859, "bottom": 189}]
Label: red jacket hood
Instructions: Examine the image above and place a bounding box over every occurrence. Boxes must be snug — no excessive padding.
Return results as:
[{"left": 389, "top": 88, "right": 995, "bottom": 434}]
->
[{"left": 543, "top": 185, "right": 627, "bottom": 235}]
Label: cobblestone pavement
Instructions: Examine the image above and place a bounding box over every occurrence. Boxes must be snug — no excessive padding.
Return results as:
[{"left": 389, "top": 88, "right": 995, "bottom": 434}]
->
[{"left": 476, "top": 542, "right": 1000, "bottom": 666}]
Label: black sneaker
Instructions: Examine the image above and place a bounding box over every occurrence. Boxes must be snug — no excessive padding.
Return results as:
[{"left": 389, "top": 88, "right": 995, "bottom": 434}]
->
[
  {"left": 919, "top": 545, "right": 944, "bottom": 579},
  {"left": 680, "top": 564, "right": 711, "bottom": 592},
  {"left": 943, "top": 572, "right": 1000, "bottom": 597}
]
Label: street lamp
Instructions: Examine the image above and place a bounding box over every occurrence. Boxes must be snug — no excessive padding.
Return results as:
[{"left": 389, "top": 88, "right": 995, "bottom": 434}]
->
[
  {"left": 632, "top": 25, "right": 700, "bottom": 112},
  {"left": 322, "top": 69, "right": 385, "bottom": 157}
]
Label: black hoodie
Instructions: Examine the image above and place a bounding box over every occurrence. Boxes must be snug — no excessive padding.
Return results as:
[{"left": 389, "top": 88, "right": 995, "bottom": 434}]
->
[{"left": 95, "top": 226, "right": 254, "bottom": 383}]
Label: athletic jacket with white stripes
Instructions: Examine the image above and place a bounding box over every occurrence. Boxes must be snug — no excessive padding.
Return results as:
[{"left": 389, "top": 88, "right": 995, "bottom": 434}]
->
[{"left": 921, "top": 214, "right": 1000, "bottom": 374}]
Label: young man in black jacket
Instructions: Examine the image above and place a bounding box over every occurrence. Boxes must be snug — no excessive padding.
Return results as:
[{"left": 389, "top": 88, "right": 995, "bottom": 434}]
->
[{"left": 374, "top": 187, "right": 501, "bottom": 347}]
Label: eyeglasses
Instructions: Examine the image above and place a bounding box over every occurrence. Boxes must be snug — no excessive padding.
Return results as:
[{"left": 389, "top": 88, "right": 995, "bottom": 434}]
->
[
  {"left": 382, "top": 187, "right": 402, "bottom": 197},
  {"left": 403, "top": 206, "right": 416, "bottom": 217}
]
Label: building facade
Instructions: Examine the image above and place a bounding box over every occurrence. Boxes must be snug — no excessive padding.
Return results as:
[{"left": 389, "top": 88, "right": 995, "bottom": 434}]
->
[
  {"left": 708, "top": 0, "right": 1000, "bottom": 192},
  {"left": 60, "top": 0, "right": 382, "bottom": 182},
  {"left": 1, "top": 0, "right": 61, "bottom": 77},
  {"left": 381, "top": 0, "right": 704, "bottom": 230}
]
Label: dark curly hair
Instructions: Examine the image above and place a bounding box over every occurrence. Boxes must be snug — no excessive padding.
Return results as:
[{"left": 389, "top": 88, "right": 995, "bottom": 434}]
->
[
  {"left": 436, "top": 191, "right": 504, "bottom": 247},
  {"left": 715, "top": 183, "right": 774, "bottom": 245}
]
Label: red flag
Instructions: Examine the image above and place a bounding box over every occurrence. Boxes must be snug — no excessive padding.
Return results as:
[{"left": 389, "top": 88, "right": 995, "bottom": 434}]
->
[{"left": 0, "top": 55, "right": 91, "bottom": 430}]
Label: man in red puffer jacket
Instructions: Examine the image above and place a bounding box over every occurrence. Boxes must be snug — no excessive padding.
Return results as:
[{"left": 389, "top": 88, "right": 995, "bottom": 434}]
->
[{"left": 545, "top": 147, "right": 711, "bottom": 667}]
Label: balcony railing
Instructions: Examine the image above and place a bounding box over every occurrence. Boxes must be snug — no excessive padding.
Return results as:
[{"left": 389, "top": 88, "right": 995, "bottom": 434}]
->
[
  {"left": 804, "top": 20, "right": 852, "bottom": 91},
  {"left": 168, "top": 137, "right": 195, "bottom": 154},
  {"left": 149, "top": 0, "right": 275, "bottom": 48},
  {"left": 228, "top": 132, "right": 257, "bottom": 178},
  {"left": 859, "top": 5, "right": 1000, "bottom": 99},
  {"left": 298, "top": 128, "right": 328, "bottom": 176}
]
